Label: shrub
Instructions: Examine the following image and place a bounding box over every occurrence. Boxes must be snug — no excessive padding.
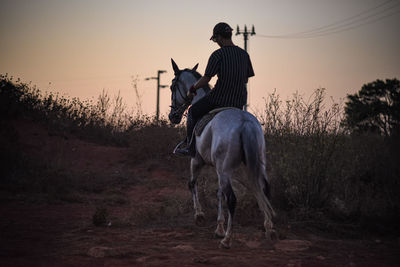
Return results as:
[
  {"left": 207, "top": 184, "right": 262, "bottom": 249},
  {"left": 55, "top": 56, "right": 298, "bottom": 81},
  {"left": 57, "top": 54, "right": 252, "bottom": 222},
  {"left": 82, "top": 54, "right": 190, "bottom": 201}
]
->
[
  {"left": 259, "top": 89, "right": 344, "bottom": 212},
  {"left": 2, "top": 74, "right": 398, "bottom": 232},
  {"left": 259, "top": 89, "right": 399, "bottom": 231},
  {"left": 0, "top": 74, "right": 133, "bottom": 146}
]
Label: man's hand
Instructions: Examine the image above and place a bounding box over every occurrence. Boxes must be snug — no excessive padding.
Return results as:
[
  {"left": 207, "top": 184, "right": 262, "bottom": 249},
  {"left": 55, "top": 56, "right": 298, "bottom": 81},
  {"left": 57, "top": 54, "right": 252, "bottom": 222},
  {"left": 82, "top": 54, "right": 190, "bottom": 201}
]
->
[{"left": 186, "top": 76, "right": 211, "bottom": 98}]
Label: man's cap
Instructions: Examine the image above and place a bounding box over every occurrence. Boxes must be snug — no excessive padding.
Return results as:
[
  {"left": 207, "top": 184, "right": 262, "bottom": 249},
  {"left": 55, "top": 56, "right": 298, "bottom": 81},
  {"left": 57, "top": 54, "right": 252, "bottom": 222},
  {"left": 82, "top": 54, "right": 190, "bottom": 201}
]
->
[{"left": 210, "top": 22, "right": 233, "bottom": 40}]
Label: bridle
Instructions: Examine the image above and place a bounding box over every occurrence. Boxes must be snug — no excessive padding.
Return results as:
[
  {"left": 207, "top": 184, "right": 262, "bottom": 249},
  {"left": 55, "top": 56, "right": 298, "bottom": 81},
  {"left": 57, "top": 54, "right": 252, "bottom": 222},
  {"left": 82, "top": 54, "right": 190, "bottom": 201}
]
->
[{"left": 170, "top": 70, "right": 195, "bottom": 119}]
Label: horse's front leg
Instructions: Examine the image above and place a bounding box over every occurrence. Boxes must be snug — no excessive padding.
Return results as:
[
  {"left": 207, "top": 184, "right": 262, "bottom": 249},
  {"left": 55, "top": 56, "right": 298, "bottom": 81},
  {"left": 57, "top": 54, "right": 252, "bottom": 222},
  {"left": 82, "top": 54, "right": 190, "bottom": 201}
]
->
[{"left": 189, "top": 157, "right": 205, "bottom": 225}]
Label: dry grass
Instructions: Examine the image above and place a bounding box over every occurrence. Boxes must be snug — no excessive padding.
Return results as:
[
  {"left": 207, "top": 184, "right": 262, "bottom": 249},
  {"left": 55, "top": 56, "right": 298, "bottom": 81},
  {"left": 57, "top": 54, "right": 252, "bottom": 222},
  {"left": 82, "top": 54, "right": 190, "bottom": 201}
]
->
[{"left": 1, "top": 75, "right": 399, "bottom": 233}]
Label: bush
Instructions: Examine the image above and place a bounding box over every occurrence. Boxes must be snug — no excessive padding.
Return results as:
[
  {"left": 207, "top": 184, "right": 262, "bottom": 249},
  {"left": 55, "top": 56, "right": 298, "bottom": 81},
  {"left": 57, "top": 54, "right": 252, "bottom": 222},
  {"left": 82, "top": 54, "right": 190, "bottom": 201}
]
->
[
  {"left": 332, "top": 133, "right": 400, "bottom": 225},
  {"left": 0, "top": 74, "right": 133, "bottom": 146},
  {"left": 259, "top": 89, "right": 343, "bottom": 212},
  {"left": 259, "top": 89, "right": 399, "bottom": 231},
  {"left": 2, "top": 74, "right": 398, "bottom": 232}
]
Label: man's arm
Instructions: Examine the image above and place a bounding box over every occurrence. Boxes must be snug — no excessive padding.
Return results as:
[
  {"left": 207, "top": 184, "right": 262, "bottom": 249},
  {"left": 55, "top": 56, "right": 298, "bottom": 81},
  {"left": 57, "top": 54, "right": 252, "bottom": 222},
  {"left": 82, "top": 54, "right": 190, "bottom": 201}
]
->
[
  {"left": 188, "top": 75, "right": 211, "bottom": 96},
  {"left": 193, "top": 76, "right": 211, "bottom": 90}
]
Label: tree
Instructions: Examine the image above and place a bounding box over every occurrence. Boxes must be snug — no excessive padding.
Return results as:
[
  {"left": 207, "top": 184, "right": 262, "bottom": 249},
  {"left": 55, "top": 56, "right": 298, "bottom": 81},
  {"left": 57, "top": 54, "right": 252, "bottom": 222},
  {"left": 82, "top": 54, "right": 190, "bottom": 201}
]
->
[{"left": 344, "top": 78, "right": 400, "bottom": 136}]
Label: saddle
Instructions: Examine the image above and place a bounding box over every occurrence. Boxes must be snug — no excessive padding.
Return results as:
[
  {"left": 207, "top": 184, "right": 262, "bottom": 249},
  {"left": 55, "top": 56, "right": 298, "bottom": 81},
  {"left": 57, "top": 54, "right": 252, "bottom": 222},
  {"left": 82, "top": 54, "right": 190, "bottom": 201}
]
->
[{"left": 194, "top": 107, "right": 238, "bottom": 137}]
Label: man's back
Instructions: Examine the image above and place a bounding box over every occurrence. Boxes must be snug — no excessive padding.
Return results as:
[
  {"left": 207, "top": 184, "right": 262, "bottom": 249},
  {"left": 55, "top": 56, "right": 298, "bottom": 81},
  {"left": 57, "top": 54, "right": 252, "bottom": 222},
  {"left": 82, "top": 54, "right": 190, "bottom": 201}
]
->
[{"left": 205, "top": 45, "right": 254, "bottom": 108}]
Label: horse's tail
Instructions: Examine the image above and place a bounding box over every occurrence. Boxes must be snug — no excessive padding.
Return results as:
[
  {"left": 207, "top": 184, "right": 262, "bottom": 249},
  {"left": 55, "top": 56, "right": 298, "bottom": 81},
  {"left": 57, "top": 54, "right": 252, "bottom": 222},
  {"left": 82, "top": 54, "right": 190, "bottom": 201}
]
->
[{"left": 241, "top": 120, "right": 275, "bottom": 217}]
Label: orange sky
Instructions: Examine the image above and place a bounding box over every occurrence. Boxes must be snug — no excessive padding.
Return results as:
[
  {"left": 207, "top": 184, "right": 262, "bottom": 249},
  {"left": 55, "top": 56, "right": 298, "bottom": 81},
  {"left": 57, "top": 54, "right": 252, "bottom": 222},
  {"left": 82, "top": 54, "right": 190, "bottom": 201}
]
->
[{"left": 1, "top": 0, "right": 399, "bottom": 117}]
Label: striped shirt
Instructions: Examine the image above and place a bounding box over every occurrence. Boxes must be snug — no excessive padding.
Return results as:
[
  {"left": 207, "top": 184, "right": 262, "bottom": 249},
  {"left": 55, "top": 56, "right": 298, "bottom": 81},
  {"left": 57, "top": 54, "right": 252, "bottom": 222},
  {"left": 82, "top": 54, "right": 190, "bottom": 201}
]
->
[{"left": 204, "top": 45, "right": 254, "bottom": 108}]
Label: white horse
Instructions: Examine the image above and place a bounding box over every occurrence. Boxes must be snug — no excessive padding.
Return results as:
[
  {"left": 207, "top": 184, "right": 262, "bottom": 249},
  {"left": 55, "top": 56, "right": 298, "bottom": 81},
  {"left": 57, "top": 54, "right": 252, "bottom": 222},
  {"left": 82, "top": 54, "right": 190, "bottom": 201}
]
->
[{"left": 168, "top": 59, "right": 276, "bottom": 248}]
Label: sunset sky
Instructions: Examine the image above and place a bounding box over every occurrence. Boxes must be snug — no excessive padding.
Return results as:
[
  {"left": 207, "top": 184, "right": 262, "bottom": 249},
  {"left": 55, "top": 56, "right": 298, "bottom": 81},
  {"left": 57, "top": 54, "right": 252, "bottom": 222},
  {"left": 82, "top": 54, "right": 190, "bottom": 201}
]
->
[{"left": 1, "top": 0, "right": 399, "bottom": 117}]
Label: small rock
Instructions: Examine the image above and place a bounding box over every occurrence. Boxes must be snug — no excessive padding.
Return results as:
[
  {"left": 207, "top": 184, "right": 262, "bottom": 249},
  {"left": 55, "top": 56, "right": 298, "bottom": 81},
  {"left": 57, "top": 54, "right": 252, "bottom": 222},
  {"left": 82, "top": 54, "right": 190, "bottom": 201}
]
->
[
  {"left": 316, "top": 255, "right": 326, "bottom": 260},
  {"left": 92, "top": 207, "right": 108, "bottom": 226}
]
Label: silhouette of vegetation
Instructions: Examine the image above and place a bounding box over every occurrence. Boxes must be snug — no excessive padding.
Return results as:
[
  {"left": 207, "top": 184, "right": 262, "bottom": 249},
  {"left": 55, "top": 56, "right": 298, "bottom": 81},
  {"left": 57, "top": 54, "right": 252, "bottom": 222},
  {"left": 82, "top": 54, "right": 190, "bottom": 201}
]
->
[
  {"left": 0, "top": 74, "right": 137, "bottom": 146},
  {"left": 1, "top": 74, "right": 399, "bottom": 233},
  {"left": 343, "top": 78, "right": 400, "bottom": 136},
  {"left": 259, "top": 89, "right": 344, "bottom": 211}
]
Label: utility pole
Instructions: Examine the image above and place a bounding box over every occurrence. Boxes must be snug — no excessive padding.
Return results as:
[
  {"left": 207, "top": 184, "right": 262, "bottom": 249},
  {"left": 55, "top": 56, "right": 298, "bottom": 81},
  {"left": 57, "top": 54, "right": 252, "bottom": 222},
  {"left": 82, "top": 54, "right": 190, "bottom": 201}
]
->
[
  {"left": 236, "top": 24, "right": 255, "bottom": 111},
  {"left": 145, "top": 70, "right": 167, "bottom": 121}
]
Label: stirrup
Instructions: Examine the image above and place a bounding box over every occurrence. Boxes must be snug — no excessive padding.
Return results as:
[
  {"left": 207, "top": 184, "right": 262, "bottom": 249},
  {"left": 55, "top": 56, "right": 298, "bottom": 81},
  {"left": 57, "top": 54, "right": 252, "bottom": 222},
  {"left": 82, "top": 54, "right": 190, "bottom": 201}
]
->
[
  {"left": 173, "top": 140, "right": 187, "bottom": 154},
  {"left": 174, "top": 147, "right": 191, "bottom": 156}
]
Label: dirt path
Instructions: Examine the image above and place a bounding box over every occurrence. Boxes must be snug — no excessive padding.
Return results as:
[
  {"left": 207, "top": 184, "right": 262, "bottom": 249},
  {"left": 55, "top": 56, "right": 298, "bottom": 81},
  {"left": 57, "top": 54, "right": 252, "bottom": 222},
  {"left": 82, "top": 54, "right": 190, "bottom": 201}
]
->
[{"left": 1, "top": 199, "right": 399, "bottom": 267}]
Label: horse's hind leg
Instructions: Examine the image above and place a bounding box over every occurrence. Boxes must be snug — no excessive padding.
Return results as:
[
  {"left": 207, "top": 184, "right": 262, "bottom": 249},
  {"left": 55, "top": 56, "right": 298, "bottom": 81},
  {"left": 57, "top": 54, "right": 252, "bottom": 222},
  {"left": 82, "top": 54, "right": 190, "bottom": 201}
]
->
[
  {"left": 255, "top": 177, "right": 278, "bottom": 242},
  {"left": 189, "top": 157, "right": 205, "bottom": 225},
  {"left": 218, "top": 174, "right": 236, "bottom": 248},
  {"left": 214, "top": 188, "right": 225, "bottom": 238}
]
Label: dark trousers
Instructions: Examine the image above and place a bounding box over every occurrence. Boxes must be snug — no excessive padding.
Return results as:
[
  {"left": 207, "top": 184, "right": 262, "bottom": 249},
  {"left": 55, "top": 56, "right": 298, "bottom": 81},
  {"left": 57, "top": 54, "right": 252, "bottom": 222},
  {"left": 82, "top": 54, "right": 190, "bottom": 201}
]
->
[{"left": 186, "top": 96, "right": 220, "bottom": 140}]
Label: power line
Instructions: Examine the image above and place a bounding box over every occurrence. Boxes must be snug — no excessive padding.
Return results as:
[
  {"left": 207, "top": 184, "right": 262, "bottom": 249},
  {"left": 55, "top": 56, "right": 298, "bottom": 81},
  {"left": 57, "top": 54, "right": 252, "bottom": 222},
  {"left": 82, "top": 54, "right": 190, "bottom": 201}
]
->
[
  {"left": 274, "top": 0, "right": 395, "bottom": 37},
  {"left": 257, "top": 0, "right": 400, "bottom": 39},
  {"left": 296, "top": 1, "right": 400, "bottom": 38},
  {"left": 301, "top": 9, "right": 400, "bottom": 38}
]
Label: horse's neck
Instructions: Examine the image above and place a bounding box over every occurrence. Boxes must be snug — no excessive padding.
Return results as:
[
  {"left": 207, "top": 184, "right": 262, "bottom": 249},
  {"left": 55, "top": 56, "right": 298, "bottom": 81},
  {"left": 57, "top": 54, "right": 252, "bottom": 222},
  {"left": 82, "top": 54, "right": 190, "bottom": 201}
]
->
[{"left": 180, "top": 71, "right": 209, "bottom": 105}]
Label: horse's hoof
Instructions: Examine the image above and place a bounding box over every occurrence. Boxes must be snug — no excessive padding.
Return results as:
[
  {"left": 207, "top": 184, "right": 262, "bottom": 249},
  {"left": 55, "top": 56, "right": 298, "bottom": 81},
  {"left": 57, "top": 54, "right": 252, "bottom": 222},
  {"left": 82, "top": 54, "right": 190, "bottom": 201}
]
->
[
  {"left": 195, "top": 213, "right": 205, "bottom": 226},
  {"left": 266, "top": 229, "right": 279, "bottom": 242},
  {"left": 219, "top": 238, "right": 231, "bottom": 249},
  {"left": 214, "top": 223, "right": 225, "bottom": 238},
  {"left": 214, "top": 231, "right": 225, "bottom": 239},
  {"left": 271, "top": 229, "right": 279, "bottom": 241}
]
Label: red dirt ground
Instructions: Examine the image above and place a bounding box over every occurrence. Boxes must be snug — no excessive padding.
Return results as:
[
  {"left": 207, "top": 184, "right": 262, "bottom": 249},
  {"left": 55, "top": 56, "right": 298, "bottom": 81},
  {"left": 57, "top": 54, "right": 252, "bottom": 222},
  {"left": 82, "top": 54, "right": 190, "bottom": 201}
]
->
[{"left": 0, "top": 120, "right": 399, "bottom": 266}]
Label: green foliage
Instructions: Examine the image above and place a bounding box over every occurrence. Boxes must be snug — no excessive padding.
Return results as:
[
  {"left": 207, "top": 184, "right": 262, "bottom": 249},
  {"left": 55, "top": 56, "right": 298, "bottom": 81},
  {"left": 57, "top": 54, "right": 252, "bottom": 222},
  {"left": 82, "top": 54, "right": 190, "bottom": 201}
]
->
[{"left": 343, "top": 78, "right": 400, "bottom": 136}]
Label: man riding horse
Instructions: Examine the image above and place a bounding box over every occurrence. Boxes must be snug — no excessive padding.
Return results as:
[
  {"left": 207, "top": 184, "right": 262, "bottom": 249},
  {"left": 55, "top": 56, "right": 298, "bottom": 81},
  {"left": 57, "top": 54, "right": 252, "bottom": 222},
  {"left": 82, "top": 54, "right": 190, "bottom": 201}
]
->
[{"left": 174, "top": 22, "right": 255, "bottom": 156}]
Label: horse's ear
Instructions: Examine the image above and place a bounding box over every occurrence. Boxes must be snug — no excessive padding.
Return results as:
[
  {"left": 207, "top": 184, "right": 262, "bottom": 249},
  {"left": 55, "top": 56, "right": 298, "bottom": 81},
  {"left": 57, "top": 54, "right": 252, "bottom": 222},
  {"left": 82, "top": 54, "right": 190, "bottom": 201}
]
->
[
  {"left": 171, "top": 58, "right": 180, "bottom": 75},
  {"left": 192, "top": 63, "right": 199, "bottom": 72}
]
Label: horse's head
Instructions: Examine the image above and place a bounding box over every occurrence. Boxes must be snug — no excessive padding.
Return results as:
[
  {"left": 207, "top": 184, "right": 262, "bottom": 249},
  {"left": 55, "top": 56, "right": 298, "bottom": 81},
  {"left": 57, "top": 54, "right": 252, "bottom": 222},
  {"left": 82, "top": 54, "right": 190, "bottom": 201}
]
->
[{"left": 168, "top": 58, "right": 199, "bottom": 124}]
